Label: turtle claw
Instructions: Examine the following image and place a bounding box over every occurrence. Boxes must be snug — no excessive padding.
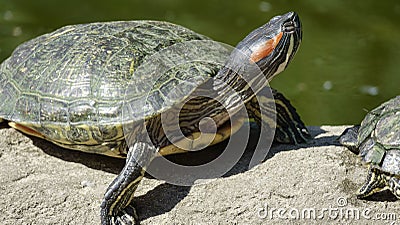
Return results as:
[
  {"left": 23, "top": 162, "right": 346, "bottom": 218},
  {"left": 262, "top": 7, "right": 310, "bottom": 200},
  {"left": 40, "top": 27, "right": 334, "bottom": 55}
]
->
[{"left": 104, "top": 205, "right": 139, "bottom": 225}]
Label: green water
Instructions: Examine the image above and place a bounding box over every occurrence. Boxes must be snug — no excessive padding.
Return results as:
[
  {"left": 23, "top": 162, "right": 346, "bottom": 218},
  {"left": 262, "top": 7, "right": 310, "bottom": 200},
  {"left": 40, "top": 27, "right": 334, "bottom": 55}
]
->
[{"left": 0, "top": 0, "right": 399, "bottom": 125}]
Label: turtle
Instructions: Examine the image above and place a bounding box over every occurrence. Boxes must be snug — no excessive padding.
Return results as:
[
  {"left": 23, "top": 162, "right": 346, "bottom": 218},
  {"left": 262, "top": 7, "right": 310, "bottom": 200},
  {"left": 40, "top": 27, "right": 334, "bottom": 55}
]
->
[
  {"left": 0, "top": 12, "right": 310, "bottom": 224},
  {"left": 340, "top": 95, "right": 400, "bottom": 199}
]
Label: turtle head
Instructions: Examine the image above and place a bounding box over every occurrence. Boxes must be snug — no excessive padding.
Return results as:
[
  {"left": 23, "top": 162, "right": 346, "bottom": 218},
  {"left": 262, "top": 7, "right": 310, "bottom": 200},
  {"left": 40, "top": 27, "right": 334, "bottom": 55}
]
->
[{"left": 236, "top": 11, "right": 302, "bottom": 81}]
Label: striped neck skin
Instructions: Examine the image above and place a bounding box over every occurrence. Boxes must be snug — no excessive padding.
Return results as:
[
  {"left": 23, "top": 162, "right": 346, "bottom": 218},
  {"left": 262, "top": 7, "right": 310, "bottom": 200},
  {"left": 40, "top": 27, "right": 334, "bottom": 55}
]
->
[{"left": 212, "top": 11, "right": 302, "bottom": 112}]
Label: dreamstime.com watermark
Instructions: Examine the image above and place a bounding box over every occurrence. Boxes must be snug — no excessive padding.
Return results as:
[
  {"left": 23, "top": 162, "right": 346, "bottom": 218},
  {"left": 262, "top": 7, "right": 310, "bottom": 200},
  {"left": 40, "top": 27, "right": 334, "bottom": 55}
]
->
[{"left": 256, "top": 197, "right": 398, "bottom": 223}]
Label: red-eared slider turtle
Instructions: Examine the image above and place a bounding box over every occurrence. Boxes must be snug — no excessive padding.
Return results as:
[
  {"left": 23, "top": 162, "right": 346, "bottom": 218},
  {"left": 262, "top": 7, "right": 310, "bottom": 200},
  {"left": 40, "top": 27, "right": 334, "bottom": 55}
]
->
[
  {"left": 0, "top": 12, "right": 309, "bottom": 224},
  {"left": 340, "top": 96, "right": 400, "bottom": 199}
]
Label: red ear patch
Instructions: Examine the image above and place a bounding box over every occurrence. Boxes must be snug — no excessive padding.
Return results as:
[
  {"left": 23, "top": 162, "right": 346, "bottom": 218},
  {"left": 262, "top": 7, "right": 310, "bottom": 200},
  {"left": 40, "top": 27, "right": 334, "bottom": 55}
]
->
[{"left": 250, "top": 32, "right": 283, "bottom": 63}]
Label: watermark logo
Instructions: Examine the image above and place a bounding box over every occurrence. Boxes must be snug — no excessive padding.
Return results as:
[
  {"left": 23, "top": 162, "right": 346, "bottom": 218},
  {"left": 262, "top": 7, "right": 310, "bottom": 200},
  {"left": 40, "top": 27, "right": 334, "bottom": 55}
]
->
[{"left": 256, "top": 197, "right": 398, "bottom": 222}]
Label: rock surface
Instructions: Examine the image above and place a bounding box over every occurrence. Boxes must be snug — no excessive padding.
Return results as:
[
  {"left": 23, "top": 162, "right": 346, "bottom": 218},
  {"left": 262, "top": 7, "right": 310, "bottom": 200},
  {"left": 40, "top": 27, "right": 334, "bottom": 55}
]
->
[{"left": 0, "top": 125, "right": 399, "bottom": 225}]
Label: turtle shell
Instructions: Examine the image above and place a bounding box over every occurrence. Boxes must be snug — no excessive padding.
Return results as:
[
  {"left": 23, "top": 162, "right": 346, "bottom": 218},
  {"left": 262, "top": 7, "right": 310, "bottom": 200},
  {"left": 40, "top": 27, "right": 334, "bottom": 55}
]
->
[
  {"left": 0, "top": 21, "right": 231, "bottom": 154},
  {"left": 357, "top": 95, "right": 400, "bottom": 174}
]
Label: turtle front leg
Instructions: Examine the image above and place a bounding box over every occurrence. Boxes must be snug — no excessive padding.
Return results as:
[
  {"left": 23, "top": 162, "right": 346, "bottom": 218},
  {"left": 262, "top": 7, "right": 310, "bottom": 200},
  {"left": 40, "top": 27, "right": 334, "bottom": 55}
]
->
[
  {"left": 246, "top": 87, "right": 311, "bottom": 144},
  {"left": 357, "top": 166, "right": 387, "bottom": 198},
  {"left": 101, "top": 142, "right": 158, "bottom": 225}
]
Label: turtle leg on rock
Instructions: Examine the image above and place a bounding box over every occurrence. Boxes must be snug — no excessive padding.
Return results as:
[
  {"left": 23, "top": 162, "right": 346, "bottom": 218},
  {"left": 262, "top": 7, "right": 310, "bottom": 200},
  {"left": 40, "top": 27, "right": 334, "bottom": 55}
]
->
[
  {"left": 357, "top": 166, "right": 400, "bottom": 199},
  {"left": 388, "top": 176, "right": 400, "bottom": 198},
  {"left": 357, "top": 166, "right": 388, "bottom": 198},
  {"left": 101, "top": 142, "right": 158, "bottom": 225},
  {"left": 246, "top": 87, "right": 311, "bottom": 145}
]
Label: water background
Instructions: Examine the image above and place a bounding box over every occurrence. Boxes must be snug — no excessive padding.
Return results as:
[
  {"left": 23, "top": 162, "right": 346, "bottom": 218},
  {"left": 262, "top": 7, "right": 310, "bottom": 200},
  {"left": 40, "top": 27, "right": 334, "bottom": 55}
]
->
[{"left": 1, "top": 0, "right": 399, "bottom": 125}]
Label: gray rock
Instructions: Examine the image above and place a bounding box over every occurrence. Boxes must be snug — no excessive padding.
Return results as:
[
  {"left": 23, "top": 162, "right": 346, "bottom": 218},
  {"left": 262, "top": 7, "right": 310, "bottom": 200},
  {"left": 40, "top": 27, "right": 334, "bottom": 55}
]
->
[{"left": 0, "top": 126, "right": 398, "bottom": 224}]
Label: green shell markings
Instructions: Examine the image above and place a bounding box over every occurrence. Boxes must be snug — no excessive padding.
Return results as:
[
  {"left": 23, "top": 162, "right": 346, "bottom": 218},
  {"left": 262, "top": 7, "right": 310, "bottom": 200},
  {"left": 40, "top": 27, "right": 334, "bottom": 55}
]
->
[
  {"left": 340, "top": 96, "right": 400, "bottom": 199},
  {"left": 0, "top": 12, "right": 310, "bottom": 224}
]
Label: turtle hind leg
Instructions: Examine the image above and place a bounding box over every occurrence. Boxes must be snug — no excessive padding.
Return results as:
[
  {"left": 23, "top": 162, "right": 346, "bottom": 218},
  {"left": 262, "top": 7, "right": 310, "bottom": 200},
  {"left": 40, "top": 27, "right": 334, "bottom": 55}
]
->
[
  {"left": 357, "top": 166, "right": 388, "bottom": 199},
  {"left": 101, "top": 142, "right": 157, "bottom": 225}
]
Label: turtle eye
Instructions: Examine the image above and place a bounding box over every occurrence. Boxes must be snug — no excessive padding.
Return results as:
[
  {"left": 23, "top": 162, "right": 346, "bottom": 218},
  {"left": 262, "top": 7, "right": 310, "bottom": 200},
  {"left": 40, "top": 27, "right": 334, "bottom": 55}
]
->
[{"left": 283, "top": 20, "right": 297, "bottom": 33}]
